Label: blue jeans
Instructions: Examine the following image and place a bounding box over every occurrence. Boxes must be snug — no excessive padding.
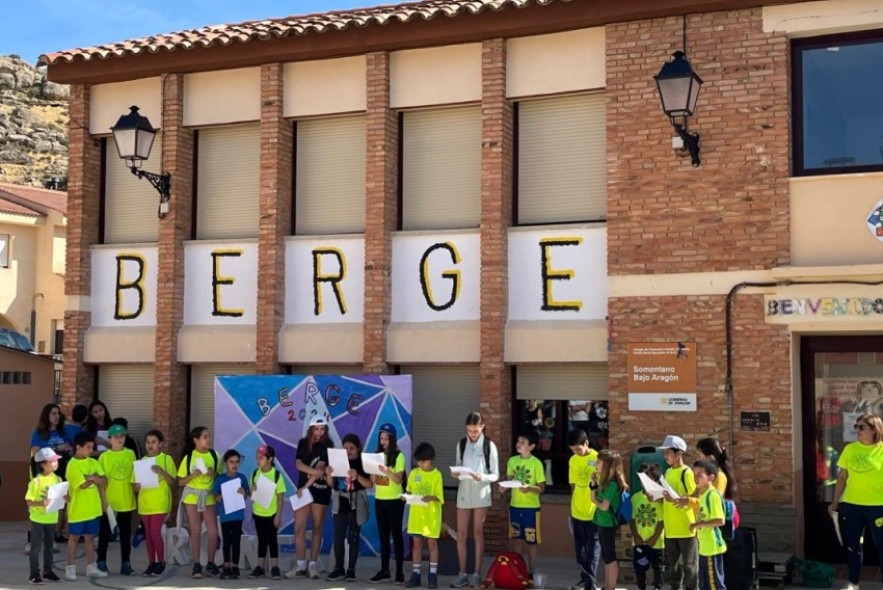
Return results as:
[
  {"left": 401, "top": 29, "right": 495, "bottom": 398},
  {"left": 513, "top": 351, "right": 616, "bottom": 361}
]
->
[
  {"left": 572, "top": 518, "right": 600, "bottom": 590},
  {"left": 840, "top": 502, "right": 883, "bottom": 584}
]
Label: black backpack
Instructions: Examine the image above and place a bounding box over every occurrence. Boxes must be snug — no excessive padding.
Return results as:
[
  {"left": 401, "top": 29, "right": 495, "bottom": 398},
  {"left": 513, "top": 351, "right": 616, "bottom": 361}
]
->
[
  {"left": 458, "top": 436, "right": 492, "bottom": 470},
  {"left": 185, "top": 449, "right": 218, "bottom": 473}
]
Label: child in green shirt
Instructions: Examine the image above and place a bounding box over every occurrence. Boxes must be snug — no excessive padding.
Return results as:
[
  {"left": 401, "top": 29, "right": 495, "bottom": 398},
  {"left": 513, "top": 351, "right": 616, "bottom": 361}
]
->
[
  {"left": 630, "top": 463, "right": 665, "bottom": 590},
  {"left": 590, "top": 450, "right": 627, "bottom": 590},
  {"left": 404, "top": 442, "right": 444, "bottom": 590},
  {"left": 568, "top": 428, "right": 600, "bottom": 590},
  {"left": 658, "top": 435, "right": 698, "bottom": 590},
  {"left": 65, "top": 431, "right": 107, "bottom": 581},
  {"left": 690, "top": 461, "right": 727, "bottom": 590},
  {"left": 97, "top": 423, "right": 137, "bottom": 576},
  {"left": 504, "top": 432, "right": 546, "bottom": 578},
  {"left": 25, "top": 448, "right": 64, "bottom": 584}
]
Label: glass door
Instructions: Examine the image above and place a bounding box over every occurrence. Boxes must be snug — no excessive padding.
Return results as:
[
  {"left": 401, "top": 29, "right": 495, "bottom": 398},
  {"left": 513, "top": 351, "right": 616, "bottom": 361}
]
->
[{"left": 801, "top": 336, "right": 883, "bottom": 563}]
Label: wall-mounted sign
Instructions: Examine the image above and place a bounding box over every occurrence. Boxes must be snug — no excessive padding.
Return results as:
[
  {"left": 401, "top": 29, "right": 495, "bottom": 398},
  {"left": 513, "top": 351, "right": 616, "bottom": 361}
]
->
[
  {"left": 866, "top": 199, "right": 883, "bottom": 240},
  {"left": 740, "top": 411, "right": 771, "bottom": 432},
  {"left": 91, "top": 246, "right": 158, "bottom": 326},
  {"left": 766, "top": 297, "right": 883, "bottom": 317},
  {"left": 627, "top": 342, "right": 697, "bottom": 412}
]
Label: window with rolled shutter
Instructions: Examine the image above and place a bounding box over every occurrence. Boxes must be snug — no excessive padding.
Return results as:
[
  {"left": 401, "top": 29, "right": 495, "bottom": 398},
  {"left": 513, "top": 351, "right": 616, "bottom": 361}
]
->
[
  {"left": 401, "top": 365, "right": 479, "bottom": 473},
  {"left": 515, "top": 364, "right": 608, "bottom": 401},
  {"left": 103, "top": 136, "right": 161, "bottom": 243},
  {"left": 517, "top": 93, "right": 606, "bottom": 224},
  {"left": 190, "top": 364, "right": 254, "bottom": 433},
  {"left": 287, "top": 365, "right": 362, "bottom": 376},
  {"left": 97, "top": 364, "right": 156, "bottom": 440},
  {"left": 401, "top": 106, "right": 481, "bottom": 230},
  {"left": 196, "top": 125, "right": 260, "bottom": 239},
  {"left": 295, "top": 115, "right": 366, "bottom": 235}
]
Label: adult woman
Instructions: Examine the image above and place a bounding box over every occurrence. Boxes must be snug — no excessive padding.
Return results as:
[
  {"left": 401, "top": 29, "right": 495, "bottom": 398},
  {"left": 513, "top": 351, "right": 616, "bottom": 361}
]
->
[
  {"left": 288, "top": 416, "right": 333, "bottom": 580},
  {"left": 451, "top": 412, "right": 499, "bottom": 588},
  {"left": 369, "top": 423, "right": 406, "bottom": 585},
  {"left": 85, "top": 401, "right": 113, "bottom": 452},
  {"left": 828, "top": 413, "right": 883, "bottom": 590},
  {"left": 695, "top": 438, "right": 736, "bottom": 498},
  {"left": 29, "top": 403, "right": 74, "bottom": 543}
]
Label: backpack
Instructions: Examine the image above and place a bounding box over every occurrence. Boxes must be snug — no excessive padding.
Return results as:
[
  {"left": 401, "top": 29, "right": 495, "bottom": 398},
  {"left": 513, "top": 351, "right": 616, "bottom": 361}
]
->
[
  {"left": 185, "top": 449, "right": 218, "bottom": 473},
  {"left": 480, "top": 552, "right": 531, "bottom": 590},
  {"left": 704, "top": 490, "right": 740, "bottom": 541},
  {"left": 459, "top": 436, "right": 492, "bottom": 471},
  {"left": 616, "top": 489, "right": 632, "bottom": 526},
  {"left": 252, "top": 468, "right": 281, "bottom": 485}
]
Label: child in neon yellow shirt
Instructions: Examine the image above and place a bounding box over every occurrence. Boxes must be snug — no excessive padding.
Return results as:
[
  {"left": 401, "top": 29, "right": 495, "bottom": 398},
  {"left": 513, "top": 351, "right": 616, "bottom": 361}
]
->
[
  {"left": 689, "top": 461, "right": 727, "bottom": 590},
  {"left": 65, "top": 431, "right": 107, "bottom": 581},
  {"left": 630, "top": 463, "right": 665, "bottom": 590},
  {"left": 404, "top": 442, "right": 443, "bottom": 589},
  {"left": 136, "top": 429, "right": 177, "bottom": 577},
  {"left": 25, "top": 448, "right": 65, "bottom": 584},
  {"left": 659, "top": 435, "right": 697, "bottom": 590},
  {"left": 504, "top": 432, "right": 546, "bottom": 578},
  {"left": 568, "top": 428, "right": 599, "bottom": 590},
  {"left": 97, "top": 423, "right": 137, "bottom": 576}
]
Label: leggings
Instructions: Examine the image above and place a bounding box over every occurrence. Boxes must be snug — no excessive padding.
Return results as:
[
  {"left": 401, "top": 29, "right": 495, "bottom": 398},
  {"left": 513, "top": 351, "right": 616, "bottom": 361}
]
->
[
  {"left": 253, "top": 514, "right": 279, "bottom": 559},
  {"left": 98, "top": 510, "right": 133, "bottom": 563},
  {"left": 376, "top": 498, "right": 405, "bottom": 575},
  {"left": 141, "top": 514, "right": 165, "bottom": 564},
  {"left": 333, "top": 509, "right": 362, "bottom": 572},
  {"left": 841, "top": 502, "right": 883, "bottom": 584},
  {"left": 221, "top": 521, "right": 243, "bottom": 565}
]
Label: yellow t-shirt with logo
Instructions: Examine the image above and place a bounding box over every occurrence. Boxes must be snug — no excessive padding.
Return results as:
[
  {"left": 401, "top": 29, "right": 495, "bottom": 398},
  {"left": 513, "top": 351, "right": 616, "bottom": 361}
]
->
[
  {"left": 67, "top": 457, "right": 105, "bottom": 523},
  {"left": 178, "top": 450, "right": 218, "bottom": 506},
  {"left": 375, "top": 452, "right": 406, "bottom": 500},
  {"left": 662, "top": 465, "right": 696, "bottom": 538},
  {"left": 631, "top": 490, "right": 665, "bottom": 549},
  {"left": 569, "top": 450, "right": 598, "bottom": 521},
  {"left": 99, "top": 448, "right": 136, "bottom": 512},
  {"left": 25, "top": 473, "right": 63, "bottom": 525},
  {"left": 696, "top": 487, "right": 726, "bottom": 556},
  {"left": 838, "top": 441, "right": 883, "bottom": 506},
  {"left": 137, "top": 453, "right": 176, "bottom": 516},
  {"left": 406, "top": 467, "right": 443, "bottom": 538},
  {"left": 251, "top": 467, "right": 288, "bottom": 517},
  {"left": 507, "top": 455, "right": 545, "bottom": 509}
]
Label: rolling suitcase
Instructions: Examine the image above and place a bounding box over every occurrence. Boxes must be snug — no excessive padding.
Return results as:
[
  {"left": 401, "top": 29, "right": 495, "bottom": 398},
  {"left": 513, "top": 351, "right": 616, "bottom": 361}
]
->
[{"left": 724, "top": 526, "right": 759, "bottom": 590}]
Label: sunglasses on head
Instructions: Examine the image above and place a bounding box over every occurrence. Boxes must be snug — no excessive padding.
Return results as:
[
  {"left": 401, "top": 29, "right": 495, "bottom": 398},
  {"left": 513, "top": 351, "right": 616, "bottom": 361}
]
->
[{"left": 854, "top": 423, "right": 871, "bottom": 432}]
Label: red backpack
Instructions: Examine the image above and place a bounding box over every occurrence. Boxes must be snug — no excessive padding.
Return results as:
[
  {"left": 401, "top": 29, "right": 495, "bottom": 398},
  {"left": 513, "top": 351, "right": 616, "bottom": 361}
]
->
[{"left": 481, "top": 552, "right": 531, "bottom": 590}]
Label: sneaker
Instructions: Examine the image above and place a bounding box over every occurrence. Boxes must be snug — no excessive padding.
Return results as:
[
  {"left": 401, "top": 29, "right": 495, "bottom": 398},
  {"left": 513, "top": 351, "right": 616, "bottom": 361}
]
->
[
  {"left": 452, "top": 573, "right": 470, "bottom": 588},
  {"left": 470, "top": 574, "right": 483, "bottom": 588},
  {"left": 406, "top": 572, "right": 422, "bottom": 588},
  {"left": 64, "top": 566, "right": 76, "bottom": 582},
  {"left": 396, "top": 572, "right": 407, "bottom": 585},
  {"left": 42, "top": 571, "right": 61, "bottom": 582},
  {"left": 95, "top": 561, "right": 108, "bottom": 574},
  {"left": 285, "top": 568, "right": 307, "bottom": 579},
  {"left": 346, "top": 570, "right": 357, "bottom": 582},
  {"left": 429, "top": 574, "right": 438, "bottom": 589},
  {"left": 272, "top": 567, "right": 282, "bottom": 580},
  {"left": 371, "top": 570, "right": 393, "bottom": 583},
  {"left": 308, "top": 562, "right": 320, "bottom": 580},
  {"left": 231, "top": 567, "right": 241, "bottom": 580},
  {"left": 219, "top": 568, "right": 231, "bottom": 580},
  {"left": 206, "top": 563, "right": 221, "bottom": 577},
  {"left": 841, "top": 585, "right": 859, "bottom": 590},
  {"left": 143, "top": 563, "right": 156, "bottom": 577},
  {"left": 249, "top": 566, "right": 266, "bottom": 579},
  {"left": 86, "top": 564, "right": 108, "bottom": 578},
  {"left": 121, "top": 561, "right": 136, "bottom": 576},
  {"left": 326, "top": 569, "right": 347, "bottom": 581},
  {"left": 192, "top": 563, "right": 203, "bottom": 579},
  {"left": 153, "top": 563, "right": 166, "bottom": 577},
  {"left": 28, "top": 576, "right": 44, "bottom": 585}
]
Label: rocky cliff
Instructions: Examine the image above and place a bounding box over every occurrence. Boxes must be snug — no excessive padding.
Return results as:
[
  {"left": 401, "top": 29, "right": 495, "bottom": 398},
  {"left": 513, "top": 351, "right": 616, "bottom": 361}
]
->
[{"left": 0, "top": 55, "right": 69, "bottom": 188}]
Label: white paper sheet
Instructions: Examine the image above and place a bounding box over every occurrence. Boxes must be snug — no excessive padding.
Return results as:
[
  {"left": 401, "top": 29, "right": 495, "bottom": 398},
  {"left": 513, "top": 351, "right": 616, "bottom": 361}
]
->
[
  {"left": 290, "top": 488, "right": 315, "bottom": 512},
  {"left": 498, "top": 480, "right": 523, "bottom": 489},
  {"left": 328, "top": 448, "right": 351, "bottom": 477},
  {"left": 106, "top": 506, "right": 117, "bottom": 530},
  {"left": 659, "top": 475, "right": 681, "bottom": 500},
  {"left": 252, "top": 473, "right": 277, "bottom": 509},
  {"left": 134, "top": 458, "right": 159, "bottom": 489},
  {"left": 361, "top": 453, "right": 386, "bottom": 476},
  {"left": 221, "top": 478, "right": 246, "bottom": 513},
  {"left": 401, "top": 493, "right": 428, "bottom": 506},
  {"left": 832, "top": 511, "right": 843, "bottom": 546},
  {"left": 194, "top": 457, "right": 208, "bottom": 475},
  {"left": 97, "top": 430, "right": 109, "bottom": 452},
  {"left": 638, "top": 472, "right": 666, "bottom": 501},
  {"left": 45, "top": 481, "right": 69, "bottom": 513},
  {"left": 450, "top": 466, "right": 478, "bottom": 481}
]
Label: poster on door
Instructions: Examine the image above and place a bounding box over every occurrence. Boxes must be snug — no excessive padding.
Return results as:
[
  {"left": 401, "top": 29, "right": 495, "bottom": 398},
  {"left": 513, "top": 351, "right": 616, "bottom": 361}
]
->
[{"left": 819, "top": 377, "right": 883, "bottom": 442}]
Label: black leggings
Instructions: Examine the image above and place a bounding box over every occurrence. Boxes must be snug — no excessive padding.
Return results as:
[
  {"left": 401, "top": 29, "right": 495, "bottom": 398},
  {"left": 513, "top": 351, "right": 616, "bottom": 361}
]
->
[
  {"left": 253, "top": 514, "right": 278, "bottom": 559},
  {"left": 334, "top": 510, "right": 362, "bottom": 572},
  {"left": 376, "top": 498, "right": 405, "bottom": 575},
  {"left": 98, "top": 510, "right": 133, "bottom": 563},
  {"left": 221, "top": 520, "right": 243, "bottom": 565}
]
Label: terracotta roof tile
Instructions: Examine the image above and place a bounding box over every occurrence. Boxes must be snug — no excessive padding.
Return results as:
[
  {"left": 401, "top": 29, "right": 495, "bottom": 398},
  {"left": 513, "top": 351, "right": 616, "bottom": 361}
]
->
[
  {"left": 0, "top": 183, "right": 67, "bottom": 215},
  {"left": 40, "top": 0, "right": 568, "bottom": 65},
  {"left": 0, "top": 196, "right": 42, "bottom": 217}
]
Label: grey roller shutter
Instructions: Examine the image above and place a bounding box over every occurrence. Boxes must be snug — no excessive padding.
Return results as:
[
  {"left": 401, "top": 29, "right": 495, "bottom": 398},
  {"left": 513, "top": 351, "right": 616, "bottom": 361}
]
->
[
  {"left": 97, "top": 364, "right": 156, "bottom": 440},
  {"left": 190, "top": 364, "right": 254, "bottom": 433},
  {"left": 288, "top": 365, "right": 362, "bottom": 375},
  {"left": 295, "top": 115, "right": 366, "bottom": 235},
  {"left": 196, "top": 124, "right": 260, "bottom": 239},
  {"left": 403, "top": 365, "right": 479, "bottom": 472},
  {"left": 104, "top": 136, "right": 161, "bottom": 243},
  {"left": 515, "top": 364, "right": 609, "bottom": 401},
  {"left": 517, "top": 93, "right": 606, "bottom": 224},
  {"left": 402, "top": 106, "right": 481, "bottom": 230}
]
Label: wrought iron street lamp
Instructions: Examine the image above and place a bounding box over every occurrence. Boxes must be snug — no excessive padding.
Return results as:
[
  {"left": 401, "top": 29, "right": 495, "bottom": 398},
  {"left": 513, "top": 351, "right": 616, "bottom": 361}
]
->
[
  {"left": 654, "top": 51, "right": 704, "bottom": 167},
  {"left": 111, "top": 106, "right": 171, "bottom": 218}
]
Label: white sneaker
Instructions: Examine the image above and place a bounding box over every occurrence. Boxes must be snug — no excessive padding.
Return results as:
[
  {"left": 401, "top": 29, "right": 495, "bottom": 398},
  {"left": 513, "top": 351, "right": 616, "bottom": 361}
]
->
[
  {"left": 841, "top": 584, "right": 859, "bottom": 590},
  {"left": 308, "top": 562, "right": 320, "bottom": 580},
  {"left": 64, "top": 566, "right": 76, "bottom": 581},
  {"left": 86, "top": 564, "right": 108, "bottom": 578}
]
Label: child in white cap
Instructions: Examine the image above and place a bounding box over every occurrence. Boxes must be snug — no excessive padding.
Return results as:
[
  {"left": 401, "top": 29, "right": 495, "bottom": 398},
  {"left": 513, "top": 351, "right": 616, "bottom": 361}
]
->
[
  {"left": 658, "top": 435, "right": 698, "bottom": 590},
  {"left": 25, "top": 448, "right": 65, "bottom": 584}
]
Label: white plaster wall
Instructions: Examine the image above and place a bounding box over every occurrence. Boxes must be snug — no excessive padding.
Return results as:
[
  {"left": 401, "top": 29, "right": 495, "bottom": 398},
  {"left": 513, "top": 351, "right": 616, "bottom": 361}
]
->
[
  {"left": 763, "top": 0, "right": 883, "bottom": 37},
  {"left": 390, "top": 44, "right": 482, "bottom": 108},
  {"left": 90, "top": 77, "right": 162, "bottom": 134},
  {"left": 507, "top": 28, "right": 605, "bottom": 98},
  {"left": 284, "top": 56, "right": 367, "bottom": 117},
  {"left": 184, "top": 68, "right": 261, "bottom": 126}
]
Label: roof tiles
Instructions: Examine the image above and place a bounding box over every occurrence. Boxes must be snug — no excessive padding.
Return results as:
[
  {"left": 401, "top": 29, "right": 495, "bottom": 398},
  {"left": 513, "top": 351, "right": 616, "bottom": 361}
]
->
[{"left": 0, "top": 183, "right": 67, "bottom": 215}]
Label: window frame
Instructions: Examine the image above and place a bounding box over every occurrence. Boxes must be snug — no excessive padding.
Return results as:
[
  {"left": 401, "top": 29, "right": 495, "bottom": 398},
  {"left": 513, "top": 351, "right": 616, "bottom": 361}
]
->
[
  {"left": 792, "top": 30, "right": 883, "bottom": 177},
  {"left": 0, "top": 233, "right": 9, "bottom": 268}
]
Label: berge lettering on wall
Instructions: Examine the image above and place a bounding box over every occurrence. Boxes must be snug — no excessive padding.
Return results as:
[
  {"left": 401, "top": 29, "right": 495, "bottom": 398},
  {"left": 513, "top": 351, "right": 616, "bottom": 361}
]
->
[{"left": 92, "top": 228, "right": 609, "bottom": 328}]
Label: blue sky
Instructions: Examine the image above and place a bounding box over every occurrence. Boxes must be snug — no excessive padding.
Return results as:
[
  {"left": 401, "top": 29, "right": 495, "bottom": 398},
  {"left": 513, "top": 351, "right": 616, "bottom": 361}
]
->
[{"left": 0, "top": 0, "right": 373, "bottom": 64}]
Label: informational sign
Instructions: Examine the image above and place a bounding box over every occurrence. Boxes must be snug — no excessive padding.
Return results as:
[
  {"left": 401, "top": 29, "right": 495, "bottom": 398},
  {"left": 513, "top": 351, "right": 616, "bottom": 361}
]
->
[
  {"left": 627, "top": 342, "right": 697, "bottom": 412},
  {"left": 214, "top": 374, "right": 412, "bottom": 555},
  {"left": 740, "top": 411, "right": 771, "bottom": 432}
]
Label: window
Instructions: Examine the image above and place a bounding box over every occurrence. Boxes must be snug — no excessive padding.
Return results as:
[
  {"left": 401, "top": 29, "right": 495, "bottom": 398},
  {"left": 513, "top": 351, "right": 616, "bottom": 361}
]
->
[
  {"left": 0, "top": 371, "right": 31, "bottom": 385},
  {"left": 103, "top": 136, "right": 160, "bottom": 243},
  {"left": 97, "top": 365, "right": 156, "bottom": 440},
  {"left": 190, "top": 364, "right": 255, "bottom": 433},
  {"left": 0, "top": 234, "right": 9, "bottom": 267},
  {"left": 401, "top": 106, "right": 481, "bottom": 230},
  {"left": 516, "top": 93, "right": 606, "bottom": 224},
  {"left": 793, "top": 32, "right": 883, "bottom": 176},
  {"left": 295, "top": 115, "right": 366, "bottom": 235}
]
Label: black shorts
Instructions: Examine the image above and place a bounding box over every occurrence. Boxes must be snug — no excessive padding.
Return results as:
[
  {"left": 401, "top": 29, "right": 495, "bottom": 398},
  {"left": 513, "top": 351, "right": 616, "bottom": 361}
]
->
[
  {"left": 310, "top": 487, "right": 331, "bottom": 506},
  {"left": 599, "top": 526, "right": 618, "bottom": 564}
]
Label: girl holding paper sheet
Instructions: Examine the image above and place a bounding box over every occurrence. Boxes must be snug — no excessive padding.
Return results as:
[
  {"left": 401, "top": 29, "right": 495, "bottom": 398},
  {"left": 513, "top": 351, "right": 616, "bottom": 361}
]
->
[
  {"left": 136, "top": 430, "right": 176, "bottom": 577},
  {"left": 370, "top": 422, "right": 407, "bottom": 585},
  {"left": 249, "top": 445, "right": 287, "bottom": 580},
  {"left": 212, "top": 449, "right": 249, "bottom": 581},
  {"left": 326, "top": 434, "right": 373, "bottom": 582},
  {"left": 177, "top": 426, "right": 220, "bottom": 579},
  {"left": 85, "top": 401, "right": 113, "bottom": 454},
  {"left": 25, "top": 447, "right": 65, "bottom": 584}
]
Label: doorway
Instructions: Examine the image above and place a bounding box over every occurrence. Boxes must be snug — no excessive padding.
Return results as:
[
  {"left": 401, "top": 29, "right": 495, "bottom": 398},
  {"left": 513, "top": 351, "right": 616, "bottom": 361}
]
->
[{"left": 801, "top": 336, "right": 883, "bottom": 563}]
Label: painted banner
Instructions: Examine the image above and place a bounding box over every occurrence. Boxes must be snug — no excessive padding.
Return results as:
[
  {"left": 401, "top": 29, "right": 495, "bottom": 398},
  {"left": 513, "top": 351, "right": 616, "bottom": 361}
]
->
[
  {"left": 185, "top": 241, "right": 258, "bottom": 325},
  {"left": 214, "top": 374, "right": 413, "bottom": 555},
  {"left": 91, "top": 246, "right": 158, "bottom": 326},
  {"left": 627, "top": 342, "right": 697, "bottom": 412},
  {"left": 286, "top": 237, "right": 365, "bottom": 324}
]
